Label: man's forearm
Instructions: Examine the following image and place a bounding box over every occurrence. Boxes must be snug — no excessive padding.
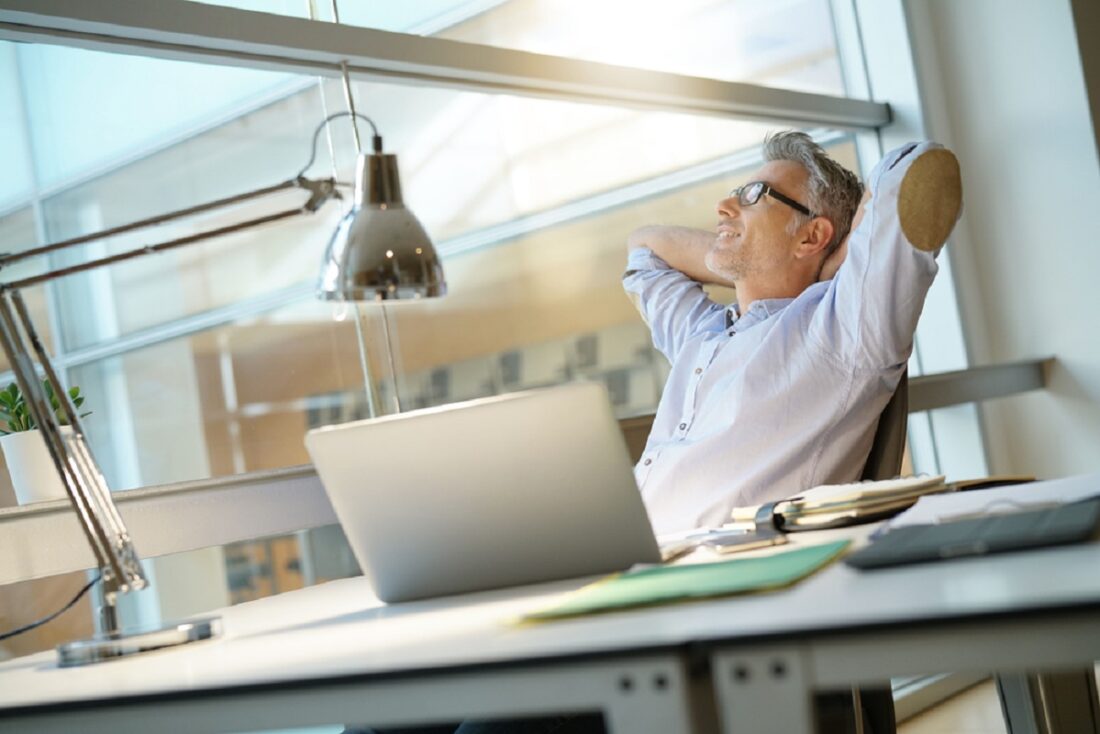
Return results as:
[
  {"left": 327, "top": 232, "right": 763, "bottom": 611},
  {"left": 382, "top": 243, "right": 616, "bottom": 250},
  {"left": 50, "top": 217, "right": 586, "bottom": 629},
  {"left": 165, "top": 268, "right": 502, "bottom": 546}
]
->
[{"left": 627, "top": 226, "right": 733, "bottom": 286}]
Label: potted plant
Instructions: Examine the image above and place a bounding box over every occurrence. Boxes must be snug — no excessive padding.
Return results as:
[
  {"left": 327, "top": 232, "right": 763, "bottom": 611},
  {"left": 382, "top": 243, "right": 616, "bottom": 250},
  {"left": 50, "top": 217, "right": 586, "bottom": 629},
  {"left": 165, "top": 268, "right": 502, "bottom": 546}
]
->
[{"left": 0, "top": 380, "right": 90, "bottom": 505}]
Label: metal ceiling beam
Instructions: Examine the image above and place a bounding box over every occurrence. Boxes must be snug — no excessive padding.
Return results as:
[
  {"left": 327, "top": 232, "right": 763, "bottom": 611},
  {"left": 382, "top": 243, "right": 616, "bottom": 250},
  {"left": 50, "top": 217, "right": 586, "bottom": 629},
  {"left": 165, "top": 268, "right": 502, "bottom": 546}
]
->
[{"left": 0, "top": 0, "right": 891, "bottom": 129}]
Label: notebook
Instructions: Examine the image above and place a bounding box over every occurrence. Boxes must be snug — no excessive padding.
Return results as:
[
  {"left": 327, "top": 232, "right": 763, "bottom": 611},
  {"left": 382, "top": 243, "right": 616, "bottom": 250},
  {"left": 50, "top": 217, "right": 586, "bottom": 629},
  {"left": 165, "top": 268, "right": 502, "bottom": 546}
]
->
[
  {"left": 305, "top": 381, "right": 662, "bottom": 603},
  {"left": 523, "top": 540, "right": 850, "bottom": 621}
]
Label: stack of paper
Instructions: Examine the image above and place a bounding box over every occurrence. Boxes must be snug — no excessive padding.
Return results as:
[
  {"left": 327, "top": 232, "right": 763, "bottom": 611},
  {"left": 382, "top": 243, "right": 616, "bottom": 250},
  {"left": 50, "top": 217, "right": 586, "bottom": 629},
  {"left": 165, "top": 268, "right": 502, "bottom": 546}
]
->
[
  {"left": 730, "top": 475, "right": 951, "bottom": 530},
  {"left": 885, "top": 472, "right": 1100, "bottom": 530}
]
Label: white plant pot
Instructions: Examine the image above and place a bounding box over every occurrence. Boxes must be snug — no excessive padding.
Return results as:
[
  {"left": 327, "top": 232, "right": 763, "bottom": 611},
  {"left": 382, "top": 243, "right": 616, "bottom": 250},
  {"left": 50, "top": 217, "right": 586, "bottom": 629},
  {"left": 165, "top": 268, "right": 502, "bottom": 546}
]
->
[{"left": 1, "top": 426, "right": 73, "bottom": 506}]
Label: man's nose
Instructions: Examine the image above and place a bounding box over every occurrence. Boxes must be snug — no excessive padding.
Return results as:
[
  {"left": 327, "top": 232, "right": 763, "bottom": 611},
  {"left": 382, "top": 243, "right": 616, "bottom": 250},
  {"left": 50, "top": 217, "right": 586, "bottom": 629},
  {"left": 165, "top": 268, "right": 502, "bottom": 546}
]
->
[{"left": 717, "top": 195, "right": 741, "bottom": 218}]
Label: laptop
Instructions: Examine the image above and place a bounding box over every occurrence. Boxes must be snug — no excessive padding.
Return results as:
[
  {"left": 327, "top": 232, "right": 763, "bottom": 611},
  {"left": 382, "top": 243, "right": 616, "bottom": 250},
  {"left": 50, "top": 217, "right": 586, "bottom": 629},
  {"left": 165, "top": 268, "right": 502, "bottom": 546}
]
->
[{"left": 304, "top": 381, "right": 661, "bottom": 603}]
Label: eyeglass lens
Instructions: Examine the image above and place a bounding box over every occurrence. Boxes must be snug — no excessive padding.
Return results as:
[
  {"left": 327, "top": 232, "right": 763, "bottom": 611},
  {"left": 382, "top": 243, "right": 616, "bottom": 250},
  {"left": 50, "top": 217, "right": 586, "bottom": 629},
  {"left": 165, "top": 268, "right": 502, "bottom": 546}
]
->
[
  {"left": 731, "top": 182, "right": 765, "bottom": 206},
  {"left": 739, "top": 181, "right": 765, "bottom": 205},
  {"left": 730, "top": 181, "right": 765, "bottom": 206}
]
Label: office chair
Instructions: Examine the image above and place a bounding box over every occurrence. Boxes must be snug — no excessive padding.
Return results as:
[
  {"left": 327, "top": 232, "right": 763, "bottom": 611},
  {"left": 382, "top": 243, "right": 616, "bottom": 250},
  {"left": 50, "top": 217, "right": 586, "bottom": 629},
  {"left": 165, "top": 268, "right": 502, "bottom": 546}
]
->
[{"left": 861, "top": 369, "right": 909, "bottom": 482}]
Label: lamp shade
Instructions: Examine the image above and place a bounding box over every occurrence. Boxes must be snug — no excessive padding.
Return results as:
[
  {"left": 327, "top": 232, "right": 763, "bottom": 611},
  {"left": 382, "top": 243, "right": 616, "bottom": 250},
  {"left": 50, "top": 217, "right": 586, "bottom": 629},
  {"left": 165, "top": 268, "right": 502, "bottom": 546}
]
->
[{"left": 317, "top": 152, "right": 446, "bottom": 302}]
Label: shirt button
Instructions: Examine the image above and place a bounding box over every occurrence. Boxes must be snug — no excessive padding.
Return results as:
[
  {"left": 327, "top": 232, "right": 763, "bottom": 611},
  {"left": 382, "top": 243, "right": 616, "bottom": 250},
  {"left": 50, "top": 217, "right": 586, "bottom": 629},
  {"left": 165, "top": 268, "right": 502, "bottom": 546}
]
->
[
  {"left": 679, "top": 423, "right": 687, "bottom": 430},
  {"left": 694, "top": 368, "right": 702, "bottom": 374},
  {"left": 644, "top": 458, "right": 652, "bottom": 466}
]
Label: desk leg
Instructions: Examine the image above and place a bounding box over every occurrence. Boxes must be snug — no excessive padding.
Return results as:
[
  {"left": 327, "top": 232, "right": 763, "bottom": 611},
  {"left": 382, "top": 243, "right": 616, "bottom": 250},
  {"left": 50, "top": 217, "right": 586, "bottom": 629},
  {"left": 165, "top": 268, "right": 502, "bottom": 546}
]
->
[
  {"left": 710, "top": 647, "right": 813, "bottom": 734},
  {"left": 594, "top": 657, "right": 701, "bottom": 734},
  {"left": 996, "top": 670, "right": 1100, "bottom": 734}
]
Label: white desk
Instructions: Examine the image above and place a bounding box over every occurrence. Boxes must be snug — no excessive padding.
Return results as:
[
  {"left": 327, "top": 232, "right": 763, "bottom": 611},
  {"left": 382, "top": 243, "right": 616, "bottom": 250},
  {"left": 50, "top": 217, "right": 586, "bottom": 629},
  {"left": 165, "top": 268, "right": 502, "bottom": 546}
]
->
[{"left": 2, "top": 527, "right": 1100, "bottom": 734}]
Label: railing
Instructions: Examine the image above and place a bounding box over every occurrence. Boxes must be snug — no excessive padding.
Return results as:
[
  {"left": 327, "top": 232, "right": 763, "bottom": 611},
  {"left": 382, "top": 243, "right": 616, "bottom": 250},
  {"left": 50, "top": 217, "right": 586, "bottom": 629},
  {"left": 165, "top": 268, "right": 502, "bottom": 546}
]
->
[{"left": 0, "top": 358, "right": 1050, "bottom": 586}]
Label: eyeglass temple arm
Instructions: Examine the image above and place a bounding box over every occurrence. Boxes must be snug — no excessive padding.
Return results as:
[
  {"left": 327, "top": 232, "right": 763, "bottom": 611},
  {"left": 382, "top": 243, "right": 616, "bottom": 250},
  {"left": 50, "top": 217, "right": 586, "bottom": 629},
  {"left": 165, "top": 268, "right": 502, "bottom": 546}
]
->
[{"left": 764, "top": 185, "right": 817, "bottom": 218}]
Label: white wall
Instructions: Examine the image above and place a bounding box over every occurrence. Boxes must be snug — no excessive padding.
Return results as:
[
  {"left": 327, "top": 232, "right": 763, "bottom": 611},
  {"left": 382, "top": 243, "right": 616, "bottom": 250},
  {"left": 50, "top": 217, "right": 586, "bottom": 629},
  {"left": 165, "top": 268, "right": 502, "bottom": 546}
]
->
[{"left": 909, "top": 0, "right": 1100, "bottom": 478}]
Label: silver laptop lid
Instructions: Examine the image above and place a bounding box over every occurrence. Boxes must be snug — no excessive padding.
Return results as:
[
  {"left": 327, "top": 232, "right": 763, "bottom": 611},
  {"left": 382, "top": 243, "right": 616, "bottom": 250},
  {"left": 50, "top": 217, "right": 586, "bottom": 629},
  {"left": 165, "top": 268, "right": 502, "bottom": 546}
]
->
[{"left": 305, "top": 381, "right": 660, "bottom": 603}]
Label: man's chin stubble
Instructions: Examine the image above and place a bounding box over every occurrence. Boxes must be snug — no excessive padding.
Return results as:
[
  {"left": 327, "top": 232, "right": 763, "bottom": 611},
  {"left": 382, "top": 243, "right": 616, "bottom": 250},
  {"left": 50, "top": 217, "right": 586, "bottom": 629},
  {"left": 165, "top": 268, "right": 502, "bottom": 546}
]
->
[{"left": 705, "top": 249, "right": 743, "bottom": 281}]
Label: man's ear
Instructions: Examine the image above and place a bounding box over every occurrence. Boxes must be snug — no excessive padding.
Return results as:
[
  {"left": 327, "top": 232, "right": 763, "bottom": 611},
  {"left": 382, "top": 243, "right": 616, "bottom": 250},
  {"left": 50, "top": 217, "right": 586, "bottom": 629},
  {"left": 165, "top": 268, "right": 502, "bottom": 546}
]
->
[{"left": 795, "top": 217, "right": 834, "bottom": 259}]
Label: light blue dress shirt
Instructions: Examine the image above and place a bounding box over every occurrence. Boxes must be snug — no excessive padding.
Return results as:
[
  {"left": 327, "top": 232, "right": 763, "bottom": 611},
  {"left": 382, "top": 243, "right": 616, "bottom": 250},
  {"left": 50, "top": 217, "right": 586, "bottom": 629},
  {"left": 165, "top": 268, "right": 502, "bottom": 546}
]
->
[{"left": 623, "top": 142, "right": 948, "bottom": 535}]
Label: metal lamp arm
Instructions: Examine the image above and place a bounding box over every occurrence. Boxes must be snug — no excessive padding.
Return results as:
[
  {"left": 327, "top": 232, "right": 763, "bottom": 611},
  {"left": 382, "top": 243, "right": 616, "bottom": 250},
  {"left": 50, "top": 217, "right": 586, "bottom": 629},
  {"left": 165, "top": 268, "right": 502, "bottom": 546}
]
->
[
  {"left": 0, "top": 290, "right": 143, "bottom": 597},
  {"left": 0, "top": 179, "right": 311, "bottom": 271},
  {"left": 2, "top": 178, "right": 338, "bottom": 291},
  {"left": 0, "top": 110, "right": 379, "bottom": 274}
]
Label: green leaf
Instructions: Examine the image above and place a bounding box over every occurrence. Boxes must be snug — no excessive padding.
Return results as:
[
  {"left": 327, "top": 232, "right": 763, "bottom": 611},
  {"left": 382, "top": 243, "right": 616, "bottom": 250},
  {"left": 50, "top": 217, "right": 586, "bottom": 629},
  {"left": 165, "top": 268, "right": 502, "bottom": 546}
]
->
[{"left": 0, "top": 380, "right": 89, "bottom": 432}]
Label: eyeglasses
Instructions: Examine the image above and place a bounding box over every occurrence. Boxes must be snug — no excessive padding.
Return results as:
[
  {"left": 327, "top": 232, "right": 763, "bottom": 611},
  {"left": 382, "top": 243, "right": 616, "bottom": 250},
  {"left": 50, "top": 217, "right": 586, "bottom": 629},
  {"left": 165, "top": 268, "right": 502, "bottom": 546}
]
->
[{"left": 728, "top": 181, "right": 816, "bottom": 218}]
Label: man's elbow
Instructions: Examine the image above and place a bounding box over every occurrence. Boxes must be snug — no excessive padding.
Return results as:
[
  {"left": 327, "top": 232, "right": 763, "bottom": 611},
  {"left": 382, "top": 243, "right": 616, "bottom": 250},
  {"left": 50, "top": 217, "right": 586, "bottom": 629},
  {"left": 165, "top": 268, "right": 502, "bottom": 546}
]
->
[{"left": 627, "top": 225, "right": 661, "bottom": 252}]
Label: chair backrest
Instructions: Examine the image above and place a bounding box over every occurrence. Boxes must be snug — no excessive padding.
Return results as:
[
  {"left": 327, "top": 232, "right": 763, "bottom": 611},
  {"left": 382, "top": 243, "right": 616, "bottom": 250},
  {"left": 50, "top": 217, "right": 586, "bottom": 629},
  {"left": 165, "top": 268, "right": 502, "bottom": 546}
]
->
[
  {"left": 861, "top": 370, "right": 909, "bottom": 481},
  {"left": 622, "top": 370, "right": 910, "bottom": 481}
]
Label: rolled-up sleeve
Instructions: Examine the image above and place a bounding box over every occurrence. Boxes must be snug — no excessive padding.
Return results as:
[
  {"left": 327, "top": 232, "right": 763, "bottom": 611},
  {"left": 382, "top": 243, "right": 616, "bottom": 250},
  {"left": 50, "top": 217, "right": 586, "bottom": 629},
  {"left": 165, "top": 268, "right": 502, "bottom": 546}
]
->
[
  {"left": 808, "top": 141, "right": 960, "bottom": 370},
  {"left": 623, "top": 247, "right": 726, "bottom": 363}
]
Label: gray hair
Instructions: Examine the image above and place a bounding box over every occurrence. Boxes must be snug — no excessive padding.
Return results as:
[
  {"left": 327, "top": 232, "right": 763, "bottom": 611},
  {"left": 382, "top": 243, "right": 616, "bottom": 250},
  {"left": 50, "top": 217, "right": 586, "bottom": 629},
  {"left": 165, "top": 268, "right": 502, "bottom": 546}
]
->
[{"left": 763, "top": 131, "right": 863, "bottom": 257}]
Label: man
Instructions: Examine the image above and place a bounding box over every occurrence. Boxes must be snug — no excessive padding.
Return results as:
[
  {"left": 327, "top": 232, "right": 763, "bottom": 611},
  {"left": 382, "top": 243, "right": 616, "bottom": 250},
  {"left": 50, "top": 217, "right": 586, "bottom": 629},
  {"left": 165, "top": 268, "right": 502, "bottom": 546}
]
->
[{"left": 624, "top": 132, "right": 961, "bottom": 536}]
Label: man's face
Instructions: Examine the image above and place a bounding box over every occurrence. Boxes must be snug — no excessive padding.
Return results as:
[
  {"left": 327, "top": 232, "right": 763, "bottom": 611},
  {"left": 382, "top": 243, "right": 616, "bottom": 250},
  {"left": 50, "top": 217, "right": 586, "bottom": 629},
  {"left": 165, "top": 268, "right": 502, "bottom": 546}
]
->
[{"left": 706, "top": 160, "right": 810, "bottom": 282}]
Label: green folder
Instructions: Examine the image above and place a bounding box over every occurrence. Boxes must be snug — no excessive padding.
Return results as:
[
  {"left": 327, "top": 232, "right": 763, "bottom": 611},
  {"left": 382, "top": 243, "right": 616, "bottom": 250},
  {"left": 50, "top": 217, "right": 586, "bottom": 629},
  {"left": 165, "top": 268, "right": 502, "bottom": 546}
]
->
[{"left": 523, "top": 539, "right": 849, "bottom": 621}]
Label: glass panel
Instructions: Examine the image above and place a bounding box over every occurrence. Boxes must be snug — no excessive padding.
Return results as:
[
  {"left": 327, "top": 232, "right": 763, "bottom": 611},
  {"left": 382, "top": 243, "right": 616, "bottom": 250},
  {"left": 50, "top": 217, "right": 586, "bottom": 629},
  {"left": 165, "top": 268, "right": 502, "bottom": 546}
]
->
[
  {"left": 0, "top": 206, "right": 53, "bottom": 373},
  {"left": 195, "top": 0, "right": 845, "bottom": 94},
  {"left": 432, "top": 0, "right": 844, "bottom": 93},
  {"left": 0, "top": 205, "right": 38, "bottom": 253},
  {"left": 17, "top": 43, "right": 299, "bottom": 189},
  {"left": 34, "top": 79, "right": 333, "bottom": 351},
  {"left": 0, "top": 42, "right": 34, "bottom": 209},
  {"left": 62, "top": 298, "right": 362, "bottom": 489},
  {"left": 368, "top": 83, "right": 777, "bottom": 240}
]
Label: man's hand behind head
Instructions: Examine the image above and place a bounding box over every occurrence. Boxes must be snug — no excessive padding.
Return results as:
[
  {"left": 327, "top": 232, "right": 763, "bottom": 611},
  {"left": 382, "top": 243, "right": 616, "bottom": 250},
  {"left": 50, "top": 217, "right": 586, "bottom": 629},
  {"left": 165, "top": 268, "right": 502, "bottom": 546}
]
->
[{"left": 818, "top": 189, "right": 871, "bottom": 281}]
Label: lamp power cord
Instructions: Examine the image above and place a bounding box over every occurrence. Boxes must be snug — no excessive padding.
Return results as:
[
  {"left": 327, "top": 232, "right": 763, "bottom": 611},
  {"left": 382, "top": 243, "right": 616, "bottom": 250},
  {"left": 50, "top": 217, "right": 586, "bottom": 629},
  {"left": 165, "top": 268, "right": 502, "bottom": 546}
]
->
[
  {"left": 297, "top": 111, "right": 382, "bottom": 179},
  {"left": 0, "top": 573, "right": 102, "bottom": 642}
]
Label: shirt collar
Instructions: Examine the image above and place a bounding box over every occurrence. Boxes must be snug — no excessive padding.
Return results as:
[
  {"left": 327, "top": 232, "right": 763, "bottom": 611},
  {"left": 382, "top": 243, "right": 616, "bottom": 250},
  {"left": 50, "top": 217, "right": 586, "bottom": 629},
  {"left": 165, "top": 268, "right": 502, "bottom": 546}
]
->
[{"left": 725, "top": 297, "right": 795, "bottom": 333}]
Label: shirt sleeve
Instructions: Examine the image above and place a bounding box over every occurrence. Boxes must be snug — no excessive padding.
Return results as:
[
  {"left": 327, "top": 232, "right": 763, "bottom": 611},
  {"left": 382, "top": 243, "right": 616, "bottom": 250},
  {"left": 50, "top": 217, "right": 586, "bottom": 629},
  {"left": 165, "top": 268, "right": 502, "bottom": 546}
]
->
[
  {"left": 808, "top": 141, "right": 962, "bottom": 370},
  {"left": 622, "top": 247, "right": 727, "bottom": 363}
]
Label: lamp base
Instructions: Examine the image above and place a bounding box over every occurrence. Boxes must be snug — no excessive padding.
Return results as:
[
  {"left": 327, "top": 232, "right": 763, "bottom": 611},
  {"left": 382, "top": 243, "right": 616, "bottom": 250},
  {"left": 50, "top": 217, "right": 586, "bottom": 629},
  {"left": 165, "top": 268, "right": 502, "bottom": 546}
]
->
[{"left": 57, "top": 616, "right": 222, "bottom": 667}]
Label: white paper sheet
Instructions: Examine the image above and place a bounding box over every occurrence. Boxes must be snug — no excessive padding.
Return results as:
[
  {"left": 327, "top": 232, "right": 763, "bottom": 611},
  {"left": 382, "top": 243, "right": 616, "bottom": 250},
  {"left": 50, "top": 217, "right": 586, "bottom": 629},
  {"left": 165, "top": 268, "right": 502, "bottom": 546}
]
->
[{"left": 886, "top": 472, "right": 1100, "bottom": 529}]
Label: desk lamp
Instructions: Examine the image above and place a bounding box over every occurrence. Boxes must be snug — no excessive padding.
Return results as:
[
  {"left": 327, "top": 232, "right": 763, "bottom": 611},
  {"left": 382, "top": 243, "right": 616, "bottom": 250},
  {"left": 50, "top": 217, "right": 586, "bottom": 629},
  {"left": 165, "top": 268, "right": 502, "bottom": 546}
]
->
[{"left": 0, "top": 91, "right": 444, "bottom": 666}]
